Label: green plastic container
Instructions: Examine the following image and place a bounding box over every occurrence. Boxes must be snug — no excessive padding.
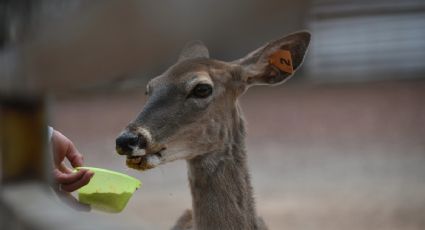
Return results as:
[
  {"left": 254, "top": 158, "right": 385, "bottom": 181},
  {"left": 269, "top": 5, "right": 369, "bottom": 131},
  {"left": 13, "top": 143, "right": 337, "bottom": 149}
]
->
[{"left": 75, "top": 167, "right": 141, "bottom": 213}]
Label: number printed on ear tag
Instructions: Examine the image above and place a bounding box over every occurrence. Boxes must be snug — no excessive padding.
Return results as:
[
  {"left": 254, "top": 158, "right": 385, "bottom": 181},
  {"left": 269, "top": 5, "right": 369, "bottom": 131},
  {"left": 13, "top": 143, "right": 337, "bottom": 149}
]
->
[{"left": 269, "top": 50, "right": 293, "bottom": 74}]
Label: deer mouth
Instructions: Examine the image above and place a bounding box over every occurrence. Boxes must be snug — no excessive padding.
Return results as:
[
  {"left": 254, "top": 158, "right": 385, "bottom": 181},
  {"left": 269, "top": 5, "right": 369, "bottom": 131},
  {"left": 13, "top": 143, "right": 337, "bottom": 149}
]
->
[{"left": 126, "top": 152, "right": 163, "bottom": 171}]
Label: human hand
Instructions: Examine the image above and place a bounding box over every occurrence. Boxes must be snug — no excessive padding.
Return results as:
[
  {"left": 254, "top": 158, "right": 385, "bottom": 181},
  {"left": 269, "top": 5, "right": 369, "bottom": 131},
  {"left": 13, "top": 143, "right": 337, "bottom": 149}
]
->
[{"left": 51, "top": 129, "right": 94, "bottom": 192}]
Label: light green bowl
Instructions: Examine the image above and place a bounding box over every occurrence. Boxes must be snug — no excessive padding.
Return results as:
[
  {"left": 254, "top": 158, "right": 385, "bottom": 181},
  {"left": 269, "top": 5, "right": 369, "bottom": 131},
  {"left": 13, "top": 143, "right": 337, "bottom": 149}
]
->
[{"left": 75, "top": 167, "right": 141, "bottom": 213}]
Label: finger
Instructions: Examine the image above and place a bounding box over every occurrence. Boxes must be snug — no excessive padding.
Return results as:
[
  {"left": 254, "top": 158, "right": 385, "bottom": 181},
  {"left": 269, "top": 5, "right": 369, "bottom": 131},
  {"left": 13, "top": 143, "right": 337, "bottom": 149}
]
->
[
  {"left": 53, "top": 168, "right": 87, "bottom": 185},
  {"left": 58, "top": 162, "right": 74, "bottom": 174},
  {"left": 66, "top": 144, "right": 84, "bottom": 168},
  {"left": 61, "top": 171, "right": 94, "bottom": 192},
  {"left": 51, "top": 130, "right": 84, "bottom": 168}
]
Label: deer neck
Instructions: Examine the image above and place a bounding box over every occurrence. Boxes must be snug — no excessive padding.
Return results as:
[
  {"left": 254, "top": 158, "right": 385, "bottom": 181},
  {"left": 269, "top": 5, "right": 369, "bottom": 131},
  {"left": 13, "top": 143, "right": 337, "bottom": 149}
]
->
[{"left": 187, "top": 105, "right": 258, "bottom": 230}]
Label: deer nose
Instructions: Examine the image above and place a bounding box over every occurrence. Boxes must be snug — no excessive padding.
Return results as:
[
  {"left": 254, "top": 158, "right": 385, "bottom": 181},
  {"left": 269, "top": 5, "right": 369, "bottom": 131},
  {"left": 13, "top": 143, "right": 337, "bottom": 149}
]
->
[{"left": 115, "top": 132, "right": 146, "bottom": 155}]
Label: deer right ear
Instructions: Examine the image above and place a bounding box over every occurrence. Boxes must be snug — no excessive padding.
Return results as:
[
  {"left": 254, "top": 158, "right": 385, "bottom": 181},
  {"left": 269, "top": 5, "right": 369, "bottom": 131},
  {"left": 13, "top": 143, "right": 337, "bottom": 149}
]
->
[
  {"left": 178, "top": 40, "right": 210, "bottom": 62},
  {"left": 234, "top": 31, "right": 311, "bottom": 86}
]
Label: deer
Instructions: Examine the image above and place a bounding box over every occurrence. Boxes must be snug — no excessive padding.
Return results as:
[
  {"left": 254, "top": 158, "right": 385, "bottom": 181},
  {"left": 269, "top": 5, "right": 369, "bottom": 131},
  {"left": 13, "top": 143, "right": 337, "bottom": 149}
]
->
[{"left": 115, "top": 31, "right": 311, "bottom": 230}]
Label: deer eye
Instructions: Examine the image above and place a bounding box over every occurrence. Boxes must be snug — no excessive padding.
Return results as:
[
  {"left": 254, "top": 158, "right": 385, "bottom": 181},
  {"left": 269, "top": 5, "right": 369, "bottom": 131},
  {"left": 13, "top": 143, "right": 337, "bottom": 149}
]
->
[{"left": 190, "top": 84, "right": 213, "bottom": 98}]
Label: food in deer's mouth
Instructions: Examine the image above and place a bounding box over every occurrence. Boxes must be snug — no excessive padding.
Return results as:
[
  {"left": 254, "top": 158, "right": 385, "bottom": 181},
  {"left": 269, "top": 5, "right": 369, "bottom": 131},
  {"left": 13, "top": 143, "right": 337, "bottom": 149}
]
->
[
  {"left": 127, "top": 155, "right": 142, "bottom": 164},
  {"left": 126, "top": 152, "right": 162, "bottom": 171}
]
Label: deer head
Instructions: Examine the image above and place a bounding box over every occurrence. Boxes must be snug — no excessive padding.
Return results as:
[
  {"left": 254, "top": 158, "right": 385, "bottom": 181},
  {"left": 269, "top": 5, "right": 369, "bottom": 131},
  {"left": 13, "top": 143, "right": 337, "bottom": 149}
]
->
[{"left": 116, "top": 31, "right": 310, "bottom": 170}]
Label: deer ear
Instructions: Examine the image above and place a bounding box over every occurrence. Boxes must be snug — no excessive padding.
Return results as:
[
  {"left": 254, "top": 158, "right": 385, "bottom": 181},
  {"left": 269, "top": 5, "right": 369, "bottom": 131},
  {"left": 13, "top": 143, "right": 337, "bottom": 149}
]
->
[
  {"left": 235, "top": 31, "right": 311, "bottom": 86},
  {"left": 178, "top": 40, "right": 210, "bottom": 62}
]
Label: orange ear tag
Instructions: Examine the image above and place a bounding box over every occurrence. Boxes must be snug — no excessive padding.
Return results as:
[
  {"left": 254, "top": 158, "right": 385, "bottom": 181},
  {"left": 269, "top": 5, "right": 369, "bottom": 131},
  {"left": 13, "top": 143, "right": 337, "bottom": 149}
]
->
[{"left": 269, "top": 50, "right": 293, "bottom": 74}]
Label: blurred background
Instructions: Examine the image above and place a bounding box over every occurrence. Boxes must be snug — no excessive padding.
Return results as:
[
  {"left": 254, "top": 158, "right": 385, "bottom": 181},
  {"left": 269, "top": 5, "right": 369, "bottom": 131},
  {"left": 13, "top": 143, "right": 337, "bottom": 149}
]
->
[{"left": 1, "top": 0, "right": 424, "bottom": 229}]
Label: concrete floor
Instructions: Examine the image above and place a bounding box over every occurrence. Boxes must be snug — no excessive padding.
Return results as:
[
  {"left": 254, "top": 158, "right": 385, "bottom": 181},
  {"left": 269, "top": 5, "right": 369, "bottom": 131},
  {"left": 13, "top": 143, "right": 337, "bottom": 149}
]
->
[{"left": 51, "top": 80, "right": 425, "bottom": 230}]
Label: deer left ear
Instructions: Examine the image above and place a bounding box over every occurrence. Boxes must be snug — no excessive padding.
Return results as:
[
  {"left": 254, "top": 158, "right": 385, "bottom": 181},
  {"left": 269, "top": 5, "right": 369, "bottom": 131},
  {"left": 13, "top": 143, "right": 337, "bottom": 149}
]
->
[
  {"left": 235, "top": 31, "right": 311, "bottom": 86},
  {"left": 178, "top": 40, "right": 210, "bottom": 62}
]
